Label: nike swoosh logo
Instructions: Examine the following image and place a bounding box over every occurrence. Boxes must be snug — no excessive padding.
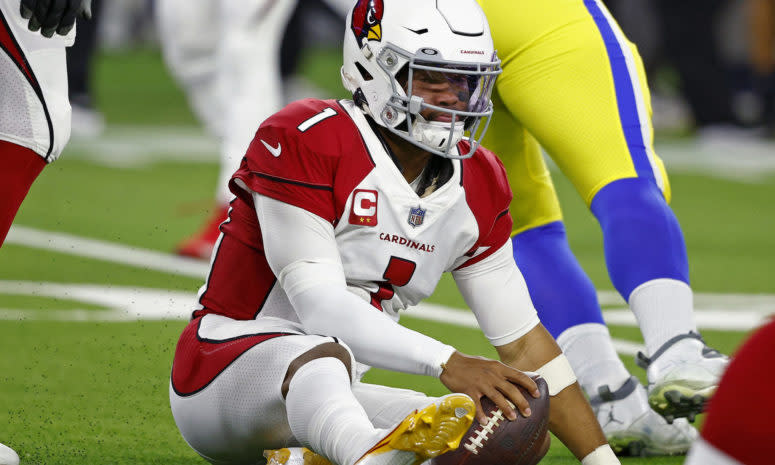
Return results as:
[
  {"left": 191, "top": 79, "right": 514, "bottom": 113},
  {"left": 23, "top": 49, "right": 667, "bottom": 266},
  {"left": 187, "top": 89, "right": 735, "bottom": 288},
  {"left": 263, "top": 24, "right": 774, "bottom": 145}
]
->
[
  {"left": 403, "top": 27, "right": 428, "bottom": 34},
  {"left": 260, "top": 139, "right": 282, "bottom": 157}
]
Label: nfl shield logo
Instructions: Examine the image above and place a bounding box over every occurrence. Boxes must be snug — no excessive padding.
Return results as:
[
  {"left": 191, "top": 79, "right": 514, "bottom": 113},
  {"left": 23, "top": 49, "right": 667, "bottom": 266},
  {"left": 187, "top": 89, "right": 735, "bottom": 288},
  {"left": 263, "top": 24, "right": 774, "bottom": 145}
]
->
[{"left": 408, "top": 206, "right": 426, "bottom": 228}]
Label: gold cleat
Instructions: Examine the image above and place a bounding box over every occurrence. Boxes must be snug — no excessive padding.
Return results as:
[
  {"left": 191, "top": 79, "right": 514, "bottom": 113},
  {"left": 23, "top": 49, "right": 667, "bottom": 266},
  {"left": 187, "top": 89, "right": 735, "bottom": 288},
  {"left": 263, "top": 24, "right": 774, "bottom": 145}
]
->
[
  {"left": 355, "top": 393, "right": 475, "bottom": 465},
  {"left": 264, "top": 447, "right": 333, "bottom": 465}
]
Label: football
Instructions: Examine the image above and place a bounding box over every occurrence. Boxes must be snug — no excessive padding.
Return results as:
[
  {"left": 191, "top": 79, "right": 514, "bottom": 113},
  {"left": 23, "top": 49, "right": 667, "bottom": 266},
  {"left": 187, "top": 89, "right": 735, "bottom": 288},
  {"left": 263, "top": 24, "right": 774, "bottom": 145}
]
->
[{"left": 433, "top": 376, "right": 550, "bottom": 465}]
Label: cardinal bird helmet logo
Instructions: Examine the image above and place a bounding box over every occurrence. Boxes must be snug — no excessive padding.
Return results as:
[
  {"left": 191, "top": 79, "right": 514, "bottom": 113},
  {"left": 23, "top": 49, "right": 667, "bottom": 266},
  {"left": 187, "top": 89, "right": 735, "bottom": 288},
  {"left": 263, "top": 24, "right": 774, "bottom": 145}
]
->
[{"left": 351, "top": 0, "right": 384, "bottom": 47}]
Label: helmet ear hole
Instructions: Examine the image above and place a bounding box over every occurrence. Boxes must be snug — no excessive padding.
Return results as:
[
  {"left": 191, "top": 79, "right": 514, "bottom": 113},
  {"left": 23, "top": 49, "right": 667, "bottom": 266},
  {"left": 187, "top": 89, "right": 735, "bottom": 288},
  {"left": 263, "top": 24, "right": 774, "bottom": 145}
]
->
[
  {"left": 355, "top": 62, "right": 374, "bottom": 81},
  {"left": 353, "top": 88, "right": 370, "bottom": 111}
]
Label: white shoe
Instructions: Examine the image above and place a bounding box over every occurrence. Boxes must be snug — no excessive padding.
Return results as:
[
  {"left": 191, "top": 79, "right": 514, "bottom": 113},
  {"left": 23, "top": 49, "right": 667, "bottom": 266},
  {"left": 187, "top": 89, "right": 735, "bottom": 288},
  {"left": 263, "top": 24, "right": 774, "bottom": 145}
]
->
[
  {"left": 354, "top": 393, "right": 475, "bottom": 465},
  {"left": 264, "top": 447, "right": 333, "bottom": 465},
  {"left": 590, "top": 377, "right": 698, "bottom": 456},
  {"left": 0, "top": 443, "right": 19, "bottom": 465},
  {"left": 637, "top": 332, "right": 728, "bottom": 423}
]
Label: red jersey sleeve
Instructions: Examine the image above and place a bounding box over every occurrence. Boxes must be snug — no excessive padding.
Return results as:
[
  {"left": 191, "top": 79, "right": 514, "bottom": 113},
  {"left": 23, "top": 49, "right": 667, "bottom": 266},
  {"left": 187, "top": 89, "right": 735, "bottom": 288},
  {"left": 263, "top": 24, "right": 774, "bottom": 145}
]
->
[
  {"left": 455, "top": 142, "right": 514, "bottom": 270},
  {"left": 230, "top": 99, "right": 346, "bottom": 223}
]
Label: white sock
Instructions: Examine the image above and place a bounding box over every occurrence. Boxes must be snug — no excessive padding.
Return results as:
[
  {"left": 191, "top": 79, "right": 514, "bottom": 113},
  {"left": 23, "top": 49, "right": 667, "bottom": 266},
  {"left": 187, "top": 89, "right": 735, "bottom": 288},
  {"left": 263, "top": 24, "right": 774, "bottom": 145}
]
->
[
  {"left": 556, "top": 323, "right": 631, "bottom": 396},
  {"left": 285, "top": 357, "right": 383, "bottom": 465},
  {"left": 629, "top": 278, "right": 698, "bottom": 357}
]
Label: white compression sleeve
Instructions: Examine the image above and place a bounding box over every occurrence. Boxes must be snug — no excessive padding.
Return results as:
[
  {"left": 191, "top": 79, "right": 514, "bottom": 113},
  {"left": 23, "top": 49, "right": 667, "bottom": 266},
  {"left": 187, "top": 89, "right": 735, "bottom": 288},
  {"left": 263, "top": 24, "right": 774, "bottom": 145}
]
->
[
  {"left": 452, "top": 241, "right": 540, "bottom": 347},
  {"left": 254, "top": 193, "right": 455, "bottom": 377}
]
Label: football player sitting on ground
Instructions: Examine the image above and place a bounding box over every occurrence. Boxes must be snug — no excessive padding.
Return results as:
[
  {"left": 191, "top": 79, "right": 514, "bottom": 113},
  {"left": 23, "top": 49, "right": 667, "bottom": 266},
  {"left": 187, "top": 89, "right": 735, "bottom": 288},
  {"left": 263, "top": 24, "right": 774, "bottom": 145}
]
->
[
  {"left": 169, "top": 1, "right": 621, "bottom": 464},
  {"left": 476, "top": 0, "right": 726, "bottom": 454}
]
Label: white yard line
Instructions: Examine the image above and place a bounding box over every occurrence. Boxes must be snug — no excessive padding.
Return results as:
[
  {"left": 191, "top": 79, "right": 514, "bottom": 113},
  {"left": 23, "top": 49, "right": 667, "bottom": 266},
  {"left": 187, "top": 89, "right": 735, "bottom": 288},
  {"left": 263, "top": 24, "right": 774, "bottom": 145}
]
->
[
  {"left": 66, "top": 126, "right": 220, "bottom": 166},
  {"left": 4, "top": 226, "right": 775, "bottom": 356},
  {"left": 63, "top": 126, "right": 775, "bottom": 182},
  {"left": 6, "top": 225, "right": 210, "bottom": 279}
]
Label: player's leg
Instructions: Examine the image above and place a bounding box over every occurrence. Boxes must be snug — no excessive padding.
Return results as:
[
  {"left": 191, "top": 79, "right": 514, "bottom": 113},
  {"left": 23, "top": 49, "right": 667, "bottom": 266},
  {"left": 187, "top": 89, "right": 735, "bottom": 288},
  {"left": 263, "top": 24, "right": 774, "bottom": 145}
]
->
[
  {"left": 684, "top": 318, "right": 775, "bottom": 465},
  {"left": 481, "top": 91, "right": 629, "bottom": 398},
  {"left": 174, "top": 0, "right": 301, "bottom": 260},
  {"left": 482, "top": 92, "right": 693, "bottom": 456},
  {"left": 216, "top": 0, "right": 297, "bottom": 204},
  {"left": 486, "top": 0, "right": 725, "bottom": 422},
  {"left": 170, "top": 316, "right": 311, "bottom": 463},
  {"left": 284, "top": 345, "right": 474, "bottom": 465},
  {"left": 154, "top": 0, "right": 232, "bottom": 259},
  {"left": 351, "top": 381, "right": 441, "bottom": 428},
  {"left": 0, "top": 142, "right": 46, "bottom": 247},
  {"left": 66, "top": 0, "right": 105, "bottom": 138},
  {"left": 479, "top": 0, "right": 699, "bottom": 452},
  {"left": 1, "top": 0, "right": 74, "bottom": 247},
  {"left": 580, "top": 2, "right": 726, "bottom": 422},
  {"left": 170, "top": 314, "right": 473, "bottom": 465},
  {"left": 155, "top": 0, "right": 223, "bottom": 138},
  {"left": 264, "top": 381, "right": 466, "bottom": 465},
  {"left": 173, "top": 0, "right": 298, "bottom": 260}
]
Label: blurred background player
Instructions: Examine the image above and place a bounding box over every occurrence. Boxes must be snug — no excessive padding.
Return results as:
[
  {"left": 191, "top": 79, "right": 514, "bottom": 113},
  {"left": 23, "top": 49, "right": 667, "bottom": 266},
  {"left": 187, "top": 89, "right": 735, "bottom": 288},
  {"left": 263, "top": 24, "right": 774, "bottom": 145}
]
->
[
  {"left": 476, "top": 0, "right": 726, "bottom": 455},
  {"left": 684, "top": 317, "right": 775, "bottom": 465},
  {"left": 605, "top": 0, "right": 775, "bottom": 139},
  {"left": 155, "top": 0, "right": 298, "bottom": 259},
  {"left": 651, "top": 0, "right": 744, "bottom": 138},
  {"left": 0, "top": 0, "right": 90, "bottom": 247},
  {"left": 163, "top": 0, "right": 353, "bottom": 260},
  {"left": 749, "top": 0, "right": 775, "bottom": 137},
  {"left": 66, "top": 0, "right": 104, "bottom": 138}
]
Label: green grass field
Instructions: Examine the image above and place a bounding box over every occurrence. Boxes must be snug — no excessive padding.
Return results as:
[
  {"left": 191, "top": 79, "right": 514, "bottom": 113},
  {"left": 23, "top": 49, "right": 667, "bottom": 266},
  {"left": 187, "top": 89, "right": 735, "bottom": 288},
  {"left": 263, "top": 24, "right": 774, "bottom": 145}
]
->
[{"left": 0, "top": 48, "right": 773, "bottom": 464}]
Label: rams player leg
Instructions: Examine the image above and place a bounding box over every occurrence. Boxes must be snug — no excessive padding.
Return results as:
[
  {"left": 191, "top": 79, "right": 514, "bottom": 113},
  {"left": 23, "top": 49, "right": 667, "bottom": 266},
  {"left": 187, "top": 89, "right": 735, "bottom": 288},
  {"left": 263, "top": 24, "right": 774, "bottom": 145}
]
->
[
  {"left": 169, "top": 1, "right": 621, "bottom": 463},
  {"left": 155, "top": 0, "right": 297, "bottom": 259},
  {"left": 477, "top": 0, "right": 725, "bottom": 453},
  {"left": 0, "top": 0, "right": 89, "bottom": 245}
]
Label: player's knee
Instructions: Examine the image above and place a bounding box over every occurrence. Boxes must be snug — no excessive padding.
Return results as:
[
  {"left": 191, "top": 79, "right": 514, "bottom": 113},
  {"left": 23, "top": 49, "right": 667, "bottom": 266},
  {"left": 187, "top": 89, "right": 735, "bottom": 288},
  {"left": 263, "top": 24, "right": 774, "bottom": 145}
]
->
[
  {"left": 591, "top": 177, "right": 688, "bottom": 296},
  {"left": 591, "top": 177, "right": 667, "bottom": 221},
  {"left": 281, "top": 342, "right": 353, "bottom": 398}
]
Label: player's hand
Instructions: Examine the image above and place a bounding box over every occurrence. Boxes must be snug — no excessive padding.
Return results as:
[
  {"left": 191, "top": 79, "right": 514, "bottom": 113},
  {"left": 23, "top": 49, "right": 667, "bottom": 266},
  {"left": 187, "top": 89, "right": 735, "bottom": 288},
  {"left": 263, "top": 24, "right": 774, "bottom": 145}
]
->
[
  {"left": 19, "top": 0, "right": 92, "bottom": 38},
  {"left": 440, "top": 351, "right": 540, "bottom": 425}
]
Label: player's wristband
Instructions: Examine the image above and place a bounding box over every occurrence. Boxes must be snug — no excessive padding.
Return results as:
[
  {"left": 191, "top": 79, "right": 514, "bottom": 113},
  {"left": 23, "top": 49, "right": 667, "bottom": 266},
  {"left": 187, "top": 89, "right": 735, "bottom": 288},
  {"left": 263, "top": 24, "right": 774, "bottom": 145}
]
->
[
  {"left": 535, "top": 354, "right": 577, "bottom": 396},
  {"left": 433, "top": 345, "right": 457, "bottom": 378},
  {"left": 581, "top": 444, "right": 619, "bottom": 465}
]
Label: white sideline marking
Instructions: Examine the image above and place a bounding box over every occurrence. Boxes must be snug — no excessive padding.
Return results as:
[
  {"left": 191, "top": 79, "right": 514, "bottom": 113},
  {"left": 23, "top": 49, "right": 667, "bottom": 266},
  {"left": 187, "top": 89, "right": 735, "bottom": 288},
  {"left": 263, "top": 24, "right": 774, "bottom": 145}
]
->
[{"left": 4, "top": 226, "right": 775, "bottom": 356}]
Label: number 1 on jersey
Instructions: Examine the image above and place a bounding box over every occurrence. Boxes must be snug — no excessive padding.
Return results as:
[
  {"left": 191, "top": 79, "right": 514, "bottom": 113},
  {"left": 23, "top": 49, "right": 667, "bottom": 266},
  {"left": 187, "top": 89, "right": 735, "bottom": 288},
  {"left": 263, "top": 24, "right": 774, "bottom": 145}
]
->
[{"left": 297, "top": 107, "right": 337, "bottom": 132}]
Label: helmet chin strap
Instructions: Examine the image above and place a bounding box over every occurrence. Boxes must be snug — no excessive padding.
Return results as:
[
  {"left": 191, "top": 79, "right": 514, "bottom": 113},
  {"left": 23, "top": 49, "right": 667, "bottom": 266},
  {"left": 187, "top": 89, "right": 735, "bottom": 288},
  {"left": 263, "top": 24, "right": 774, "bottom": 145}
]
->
[{"left": 409, "top": 113, "right": 465, "bottom": 151}]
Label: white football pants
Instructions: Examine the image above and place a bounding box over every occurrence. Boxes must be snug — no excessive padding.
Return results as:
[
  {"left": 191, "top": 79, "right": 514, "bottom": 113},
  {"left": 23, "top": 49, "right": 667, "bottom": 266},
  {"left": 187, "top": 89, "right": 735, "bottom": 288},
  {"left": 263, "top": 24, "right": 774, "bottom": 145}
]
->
[
  {"left": 170, "top": 314, "right": 437, "bottom": 464},
  {"left": 0, "top": 0, "right": 74, "bottom": 162}
]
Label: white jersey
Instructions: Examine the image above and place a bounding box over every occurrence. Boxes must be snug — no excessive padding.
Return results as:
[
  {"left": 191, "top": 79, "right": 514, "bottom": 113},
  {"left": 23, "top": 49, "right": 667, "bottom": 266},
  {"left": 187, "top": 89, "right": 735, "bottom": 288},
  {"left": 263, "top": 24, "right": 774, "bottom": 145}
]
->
[
  {"left": 0, "top": 0, "right": 74, "bottom": 162},
  {"left": 171, "top": 97, "right": 540, "bottom": 403},
  {"left": 193, "top": 98, "right": 514, "bottom": 325}
]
